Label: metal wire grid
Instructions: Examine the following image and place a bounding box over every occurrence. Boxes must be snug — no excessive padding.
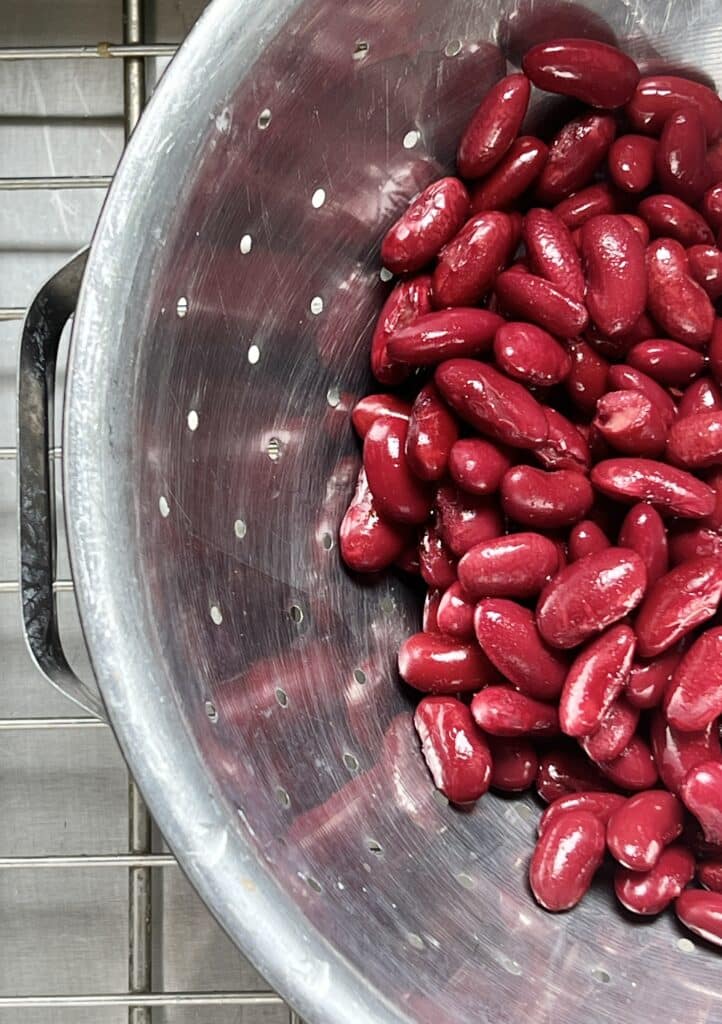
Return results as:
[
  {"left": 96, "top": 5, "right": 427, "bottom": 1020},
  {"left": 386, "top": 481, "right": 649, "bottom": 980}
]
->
[{"left": 0, "top": 2, "right": 302, "bottom": 1021}]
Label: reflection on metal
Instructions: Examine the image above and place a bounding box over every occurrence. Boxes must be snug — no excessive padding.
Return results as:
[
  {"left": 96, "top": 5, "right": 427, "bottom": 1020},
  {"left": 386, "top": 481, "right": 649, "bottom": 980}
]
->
[
  {"left": 0, "top": 991, "right": 285, "bottom": 1008},
  {"left": 0, "top": 44, "right": 176, "bottom": 60},
  {"left": 0, "top": 176, "right": 112, "bottom": 190}
]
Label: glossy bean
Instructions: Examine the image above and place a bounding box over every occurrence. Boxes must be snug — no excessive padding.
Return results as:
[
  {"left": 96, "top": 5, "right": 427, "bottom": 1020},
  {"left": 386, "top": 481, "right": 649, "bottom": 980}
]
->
[
  {"left": 436, "top": 581, "right": 475, "bottom": 639},
  {"left": 474, "top": 598, "right": 568, "bottom": 700},
  {"left": 539, "top": 791, "right": 626, "bottom": 836},
  {"left": 582, "top": 214, "right": 647, "bottom": 337},
  {"left": 667, "top": 410, "right": 722, "bottom": 469},
  {"left": 700, "top": 467, "right": 722, "bottom": 530},
  {"left": 501, "top": 465, "right": 594, "bottom": 529},
  {"left": 596, "top": 735, "right": 659, "bottom": 790},
  {"left": 535, "top": 408, "right": 591, "bottom": 473},
  {"left": 618, "top": 502, "right": 668, "bottom": 587},
  {"left": 536, "top": 114, "right": 617, "bottom": 204},
  {"left": 470, "top": 136, "right": 548, "bottom": 213},
  {"left": 569, "top": 520, "right": 610, "bottom": 561},
  {"left": 626, "top": 650, "right": 681, "bottom": 709},
  {"left": 523, "top": 207, "right": 585, "bottom": 302},
  {"left": 405, "top": 383, "right": 458, "bottom": 482},
  {"left": 364, "top": 416, "right": 431, "bottom": 524},
  {"left": 523, "top": 38, "right": 638, "bottom": 108},
  {"left": 639, "top": 195, "right": 714, "bottom": 247},
  {"left": 591, "top": 458, "right": 715, "bottom": 519},
  {"left": 471, "top": 686, "right": 559, "bottom": 738},
  {"left": 676, "top": 889, "right": 722, "bottom": 947},
  {"left": 678, "top": 377, "right": 722, "bottom": 418},
  {"left": 487, "top": 736, "right": 538, "bottom": 792},
  {"left": 414, "top": 697, "right": 492, "bottom": 804},
  {"left": 664, "top": 628, "right": 722, "bottom": 731},
  {"left": 387, "top": 307, "right": 503, "bottom": 367},
  {"left": 563, "top": 340, "right": 609, "bottom": 416},
  {"left": 681, "top": 761, "right": 722, "bottom": 845},
  {"left": 418, "top": 526, "right": 457, "bottom": 590},
  {"left": 669, "top": 525, "right": 722, "bottom": 564},
  {"left": 581, "top": 696, "right": 640, "bottom": 762},
  {"left": 707, "top": 138, "right": 722, "bottom": 185},
  {"left": 650, "top": 709, "right": 721, "bottom": 795},
  {"left": 606, "top": 789, "right": 685, "bottom": 870},
  {"left": 710, "top": 318, "right": 722, "bottom": 387},
  {"left": 628, "top": 339, "right": 704, "bottom": 388},
  {"left": 554, "top": 182, "right": 617, "bottom": 229},
  {"left": 381, "top": 177, "right": 470, "bottom": 274},
  {"left": 493, "top": 322, "right": 571, "bottom": 387},
  {"left": 627, "top": 75, "right": 722, "bottom": 141},
  {"left": 435, "top": 484, "right": 503, "bottom": 558},
  {"left": 448, "top": 438, "right": 512, "bottom": 495},
  {"left": 698, "top": 860, "right": 722, "bottom": 892},
  {"left": 607, "top": 364, "right": 677, "bottom": 429},
  {"left": 635, "top": 557, "right": 722, "bottom": 657},
  {"left": 536, "top": 547, "right": 647, "bottom": 649},
  {"left": 656, "top": 107, "right": 708, "bottom": 204},
  {"left": 559, "top": 624, "right": 636, "bottom": 737},
  {"left": 422, "top": 588, "right": 442, "bottom": 633},
  {"left": 608, "top": 134, "right": 657, "bottom": 192},
  {"left": 495, "top": 269, "right": 589, "bottom": 337},
  {"left": 702, "top": 183, "right": 722, "bottom": 232},
  {"left": 458, "top": 532, "right": 559, "bottom": 600},
  {"left": 593, "top": 390, "right": 667, "bottom": 458},
  {"left": 435, "top": 358, "right": 548, "bottom": 449},
  {"left": 621, "top": 214, "right": 651, "bottom": 248},
  {"left": 536, "top": 748, "right": 614, "bottom": 803},
  {"left": 687, "top": 245, "right": 722, "bottom": 301},
  {"left": 339, "top": 468, "right": 410, "bottom": 572},
  {"left": 432, "top": 212, "right": 516, "bottom": 308},
  {"left": 646, "top": 237, "right": 715, "bottom": 347},
  {"left": 371, "top": 275, "right": 432, "bottom": 385},
  {"left": 615, "top": 844, "right": 695, "bottom": 915},
  {"left": 398, "top": 632, "right": 499, "bottom": 694},
  {"left": 457, "top": 73, "right": 531, "bottom": 179},
  {"left": 529, "top": 810, "right": 606, "bottom": 911},
  {"left": 395, "top": 543, "right": 421, "bottom": 576},
  {"left": 351, "top": 393, "right": 411, "bottom": 438}
]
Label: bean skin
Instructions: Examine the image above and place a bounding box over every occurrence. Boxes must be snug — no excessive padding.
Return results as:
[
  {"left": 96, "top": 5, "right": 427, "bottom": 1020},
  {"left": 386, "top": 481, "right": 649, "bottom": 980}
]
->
[
  {"left": 387, "top": 307, "right": 503, "bottom": 366},
  {"left": 395, "top": 543, "right": 421, "bottom": 576},
  {"left": 398, "top": 632, "right": 500, "bottom": 694},
  {"left": 698, "top": 860, "right": 722, "bottom": 892},
  {"left": 618, "top": 502, "right": 669, "bottom": 585},
  {"left": 596, "top": 735, "right": 659, "bottom": 791},
  {"left": 638, "top": 195, "right": 715, "bottom": 247},
  {"left": 432, "top": 212, "right": 516, "bottom": 307},
  {"left": 351, "top": 394, "right": 411, "bottom": 438},
  {"left": 371, "top": 275, "right": 432, "bottom": 385},
  {"left": 593, "top": 391, "right": 667, "bottom": 458},
  {"left": 536, "top": 748, "right": 614, "bottom": 803},
  {"left": 539, "top": 791, "right": 626, "bottom": 836},
  {"left": 494, "top": 322, "right": 571, "bottom": 387},
  {"left": 625, "top": 650, "right": 681, "bottom": 708},
  {"left": 418, "top": 526, "right": 457, "bottom": 590},
  {"left": 646, "top": 238, "right": 715, "bottom": 347},
  {"left": 381, "top": 177, "right": 470, "bottom": 274},
  {"left": 628, "top": 338, "right": 704, "bottom": 388},
  {"left": 470, "top": 136, "right": 548, "bottom": 213},
  {"left": 681, "top": 761, "right": 722, "bottom": 845},
  {"left": 559, "top": 624, "right": 636, "bottom": 737},
  {"left": 650, "top": 709, "right": 722, "bottom": 795},
  {"left": 529, "top": 810, "right": 606, "bottom": 911},
  {"left": 435, "top": 484, "right": 503, "bottom": 557},
  {"left": 702, "top": 183, "right": 722, "bottom": 231},
  {"left": 501, "top": 466, "right": 594, "bottom": 529},
  {"left": 436, "top": 581, "right": 475, "bottom": 639},
  {"left": 621, "top": 214, "right": 651, "bottom": 248},
  {"left": 710, "top": 317, "right": 722, "bottom": 387},
  {"left": 608, "top": 134, "right": 657, "bottom": 192},
  {"left": 471, "top": 686, "right": 560, "bottom": 738},
  {"left": 667, "top": 410, "right": 722, "bottom": 469},
  {"left": 565, "top": 340, "right": 609, "bottom": 417},
  {"left": 635, "top": 557, "right": 722, "bottom": 657},
  {"left": 405, "top": 383, "right": 458, "bottom": 481},
  {"left": 606, "top": 790, "right": 685, "bottom": 870},
  {"left": 669, "top": 525, "right": 722, "bottom": 564},
  {"left": 448, "top": 438, "right": 512, "bottom": 495},
  {"left": 676, "top": 889, "right": 722, "bottom": 947},
  {"left": 495, "top": 269, "right": 589, "bottom": 337},
  {"left": 569, "top": 520, "right": 610, "bottom": 561},
  {"left": 364, "top": 416, "right": 431, "bottom": 524},
  {"left": 607, "top": 364, "right": 677, "bottom": 429},
  {"left": 678, "top": 377, "right": 722, "bottom": 418},
  {"left": 422, "top": 588, "right": 442, "bottom": 633},
  {"left": 457, "top": 73, "right": 531, "bottom": 179},
  {"left": 523, "top": 207, "right": 585, "bottom": 302},
  {"left": 580, "top": 696, "right": 640, "bottom": 762},
  {"left": 523, "top": 39, "right": 639, "bottom": 109},
  {"left": 535, "top": 408, "right": 591, "bottom": 473},
  {"left": 582, "top": 214, "right": 647, "bottom": 337},
  {"left": 554, "top": 182, "right": 617, "bottom": 229},
  {"left": 664, "top": 628, "right": 722, "bottom": 731},
  {"left": 339, "top": 468, "right": 410, "bottom": 573},
  {"left": 414, "top": 697, "right": 492, "bottom": 804},
  {"left": 656, "top": 107, "right": 708, "bottom": 204},
  {"left": 536, "top": 114, "right": 617, "bottom": 204},
  {"left": 487, "top": 736, "right": 538, "bottom": 792},
  {"left": 627, "top": 75, "right": 722, "bottom": 141},
  {"left": 591, "top": 458, "right": 716, "bottom": 519},
  {"left": 687, "top": 245, "right": 722, "bottom": 301},
  {"left": 615, "top": 844, "right": 695, "bottom": 915},
  {"left": 458, "top": 532, "right": 559, "bottom": 600}
]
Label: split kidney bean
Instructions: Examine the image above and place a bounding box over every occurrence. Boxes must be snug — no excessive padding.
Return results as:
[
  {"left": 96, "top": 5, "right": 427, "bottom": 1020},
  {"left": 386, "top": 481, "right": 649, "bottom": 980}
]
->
[
  {"left": 371, "top": 275, "right": 432, "bottom": 385},
  {"left": 626, "top": 649, "right": 681, "bottom": 709},
  {"left": 523, "top": 38, "right": 639, "bottom": 109},
  {"left": 618, "top": 502, "right": 669, "bottom": 586},
  {"left": 501, "top": 466, "right": 594, "bottom": 529},
  {"left": 536, "top": 114, "right": 617, "bottom": 204},
  {"left": 422, "top": 588, "right": 441, "bottom": 633},
  {"left": 559, "top": 624, "right": 636, "bottom": 737},
  {"left": 645, "top": 238, "right": 715, "bottom": 347},
  {"left": 593, "top": 391, "right": 667, "bottom": 458},
  {"left": 681, "top": 761, "right": 722, "bottom": 845},
  {"left": 627, "top": 75, "right": 722, "bottom": 141},
  {"left": 635, "top": 557, "right": 722, "bottom": 657},
  {"left": 495, "top": 269, "right": 589, "bottom": 337},
  {"left": 668, "top": 525, "right": 722, "bottom": 565},
  {"left": 470, "top": 136, "right": 549, "bottom": 213},
  {"left": 687, "top": 245, "right": 722, "bottom": 301},
  {"left": 565, "top": 340, "right": 609, "bottom": 416},
  {"left": 554, "top": 182, "right": 617, "bottom": 230},
  {"left": 487, "top": 736, "right": 538, "bottom": 792},
  {"left": 676, "top": 889, "right": 722, "bottom": 947},
  {"left": 702, "top": 184, "right": 722, "bottom": 231},
  {"left": 458, "top": 532, "right": 559, "bottom": 600},
  {"left": 650, "top": 709, "right": 721, "bottom": 795},
  {"left": 448, "top": 438, "right": 512, "bottom": 495},
  {"left": 627, "top": 339, "right": 704, "bottom": 387},
  {"left": 387, "top": 308, "right": 503, "bottom": 366},
  {"left": 607, "top": 364, "right": 677, "bottom": 428},
  {"left": 351, "top": 393, "right": 411, "bottom": 438},
  {"left": 615, "top": 844, "right": 695, "bottom": 915},
  {"left": 381, "top": 177, "right": 470, "bottom": 274},
  {"left": 471, "top": 686, "right": 559, "bottom": 738},
  {"left": 698, "top": 860, "right": 722, "bottom": 892},
  {"left": 418, "top": 526, "right": 457, "bottom": 590},
  {"left": 539, "top": 791, "right": 626, "bottom": 836},
  {"left": 591, "top": 459, "right": 716, "bottom": 519},
  {"left": 667, "top": 410, "right": 722, "bottom": 469},
  {"left": 414, "top": 697, "right": 492, "bottom": 804},
  {"left": 664, "top": 628, "right": 722, "bottom": 732},
  {"left": 436, "top": 581, "right": 475, "bottom": 639},
  {"left": 582, "top": 215, "right": 647, "bottom": 337},
  {"left": 597, "top": 735, "right": 659, "bottom": 791},
  {"left": 523, "top": 207, "right": 585, "bottom": 302},
  {"left": 529, "top": 810, "right": 606, "bottom": 911},
  {"left": 432, "top": 212, "right": 516, "bottom": 308},
  {"left": 608, "top": 134, "right": 657, "bottom": 192},
  {"left": 678, "top": 377, "right": 722, "bottom": 418},
  {"left": 639, "top": 195, "right": 715, "bottom": 247},
  {"left": 435, "top": 358, "right": 548, "bottom": 449},
  {"left": 656, "top": 107, "right": 708, "bottom": 204},
  {"left": 405, "top": 383, "right": 458, "bottom": 481},
  {"left": 339, "top": 468, "right": 410, "bottom": 573},
  {"left": 364, "top": 416, "right": 431, "bottom": 524},
  {"left": 493, "top": 322, "right": 571, "bottom": 387},
  {"left": 435, "top": 484, "right": 503, "bottom": 557},
  {"left": 569, "top": 520, "right": 610, "bottom": 561},
  {"left": 537, "top": 547, "right": 646, "bottom": 649},
  {"left": 535, "top": 408, "right": 591, "bottom": 473},
  {"left": 473, "top": 598, "right": 568, "bottom": 700},
  {"left": 457, "top": 73, "right": 531, "bottom": 180},
  {"left": 581, "top": 696, "right": 639, "bottom": 762},
  {"left": 536, "top": 748, "right": 613, "bottom": 803},
  {"left": 398, "top": 632, "right": 499, "bottom": 695},
  {"left": 607, "top": 790, "right": 685, "bottom": 870}
]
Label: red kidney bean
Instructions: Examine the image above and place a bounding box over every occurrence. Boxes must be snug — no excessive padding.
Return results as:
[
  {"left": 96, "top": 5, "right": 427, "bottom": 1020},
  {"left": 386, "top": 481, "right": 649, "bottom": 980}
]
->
[
  {"left": 668, "top": 525, "right": 722, "bottom": 565},
  {"left": 582, "top": 215, "right": 647, "bottom": 337},
  {"left": 537, "top": 748, "right": 614, "bottom": 803},
  {"left": 710, "top": 318, "right": 722, "bottom": 387},
  {"left": 386, "top": 308, "right": 504, "bottom": 366},
  {"left": 414, "top": 696, "right": 492, "bottom": 804},
  {"left": 699, "top": 860, "right": 722, "bottom": 892},
  {"left": 339, "top": 468, "right": 410, "bottom": 572},
  {"left": 395, "top": 543, "right": 420, "bottom": 576},
  {"left": 435, "top": 484, "right": 503, "bottom": 558},
  {"left": 536, "top": 114, "right": 617, "bottom": 204},
  {"left": 627, "top": 75, "right": 722, "bottom": 141},
  {"left": 635, "top": 557, "right": 722, "bottom": 657},
  {"left": 432, "top": 213, "right": 516, "bottom": 308},
  {"left": 667, "top": 410, "right": 722, "bottom": 469},
  {"left": 352, "top": 393, "right": 411, "bottom": 438},
  {"left": 487, "top": 736, "right": 538, "bottom": 792},
  {"left": 539, "top": 791, "right": 626, "bottom": 835},
  {"left": 581, "top": 696, "right": 639, "bottom": 762},
  {"left": 708, "top": 138, "right": 722, "bottom": 185},
  {"left": 436, "top": 581, "right": 475, "bottom": 639},
  {"left": 529, "top": 810, "right": 605, "bottom": 911},
  {"left": 471, "top": 686, "right": 559, "bottom": 738},
  {"left": 474, "top": 598, "right": 568, "bottom": 700},
  {"left": 523, "top": 207, "right": 585, "bottom": 302},
  {"left": 381, "top": 177, "right": 470, "bottom": 274},
  {"left": 639, "top": 195, "right": 715, "bottom": 247},
  {"left": 537, "top": 546, "right": 646, "bottom": 649},
  {"left": 371, "top": 275, "right": 432, "bottom": 385},
  {"left": 702, "top": 183, "right": 722, "bottom": 231},
  {"left": 458, "top": 531, "right": 559, "bottom": 601},
  {"left": 618, "top": 502, "right": 669, "bottom": 586},
  {"left": 554, "top": 182, "right": 617, "bottom": 230},
  {"left": 569, "top": 520, "right": 610, "bottom": 561},
  {"left": 418, "top": 526, "right": 457, "bottom": 590},
  {"left": 678, "top": 377, "right": 722, "bottom": 418},
  {"left": 448, "top": 438, "right": 512, "bottom": 495},
  {"left": 398, "top": 632, "right": 499, "bottom": 695},
  {"left": 687, "top": 245, "right": 722, "bottom": 300},
  {"left": 470, "top": 136, "right": 548, "bottom": 213},
  {"left": 676, "top": 889, "right": 722, "bottom": 947},
  {"left": 627, "top": 339, "right": 704, "bottom": 388},
  {"left": 608, "top": 134, "right": 657, "bottom": 193},
  {"left": 435, "top": 358, "right": 548, "bottom": 449},
  {"left": 523, "top": 39, "right": 639, "bottom": 109},
  {"left": 646, "top": 237, "right": 715, "bottom": 347},
  {"left": 501, "top": 466, "right": 594, "bottom": 529},
  {"left": 682, "top": 761, "right": 722, "bottom": 845},
  {"left": 607, "top": 364, "right": 677, "bottom": 429},
  {"left": 656, "top": 107, "right": 708, "bottom": 204},
  {"left": 597, "top": 735, "right": 659, "bottom": 790},
  {"left": 621, "top": 214, "right": 651, "bottom": 248},
  {"left": 422, "top": 588, "right": 441, "bottom": 633},
  {"left": 494, "top": 322, "right": 571, "bottom": 387},
  {"left": 591, "top": 458, "right": 715, "bottom": 519},
  {"left": 495, "top": 269, "right": 589, "bottom": 337},
  {"left": 626, "top": 650, "right": 681, "bottom": 709},
  {"left": 535, "top": 408, "right": 591, "bottom": 473},
  {"left": 457, "top": 73, "right": 531, "bottom": 180},
  {"left": 559, "top": 624, "right": 636, "bottom": 737},
  {"left": 615, "top": 844, "right": 695, "bottom": 915},
  {"left": 664, "top": 628, "right": 722, "bottom": 732},
  {"left": 565, "top": 340, "right": 609, "bottom": 416},
  {"left": 593, "top": 391, "right": 667, "bottom": 458},
  {"left": 701, "top": 467, "right": 722, "bottom": 530},
  {"left": 607, "top": 789, "right": 685, "bottom": 870},
  {"left": 405, "top": 383, "right": 458, "bottom": 482},
  {"left": 651, "top": 709, "right": 722, "bottom": 795},
  {"left": 364, "top": 416, "right": 431, "bottom": 524}
]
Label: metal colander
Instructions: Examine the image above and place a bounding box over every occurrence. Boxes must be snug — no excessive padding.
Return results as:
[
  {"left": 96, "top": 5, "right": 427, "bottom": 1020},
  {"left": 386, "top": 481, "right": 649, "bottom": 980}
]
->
[{"left": 29, "top": 0, "right": 722, "bottom": 1020}]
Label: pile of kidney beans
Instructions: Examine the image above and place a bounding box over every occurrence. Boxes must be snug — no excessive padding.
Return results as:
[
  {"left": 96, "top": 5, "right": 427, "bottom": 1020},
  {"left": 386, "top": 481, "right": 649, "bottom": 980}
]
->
[{"left": 339, "top": 38, "right": 722, "bottom": 944}]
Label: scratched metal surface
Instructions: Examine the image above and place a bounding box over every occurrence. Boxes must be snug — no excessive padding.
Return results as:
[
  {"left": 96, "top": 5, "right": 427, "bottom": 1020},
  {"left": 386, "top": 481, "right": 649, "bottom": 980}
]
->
[{"left": 0, "top": 1, "right": 287, "bottom": 1022}]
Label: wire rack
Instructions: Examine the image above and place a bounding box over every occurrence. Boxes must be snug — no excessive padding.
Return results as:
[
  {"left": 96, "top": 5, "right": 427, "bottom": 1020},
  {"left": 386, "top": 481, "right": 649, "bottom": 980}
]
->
[{"left": 0, "top": 1, "right": 301, "bottom": 1021}]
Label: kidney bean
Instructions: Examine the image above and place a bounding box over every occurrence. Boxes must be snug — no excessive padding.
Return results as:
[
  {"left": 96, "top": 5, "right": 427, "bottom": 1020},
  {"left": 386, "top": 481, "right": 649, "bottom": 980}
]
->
[
  {"left": 487, "top": 736, "right": 538, "bottom": 792},
  {"left": 539, "top": 791, "right": 626, "bottom": 836},
  {"left": 458, "top": 532, "right": 559, "bottom": 601},
  {"left": 436, "top": 581, "right": 475, "bottom": 639},
  {"left": 448, "top": 438, "right": 512, "bottom": 495},
  {"left": 474, "top": 598, "right": 568, "bottom": 700},
  {"left": 423, "top": 588, "right": 442, "bottom": 633},
  {"left": 523, "top": 38, "right": 639, "bottom": 109},
  {"left": 710, "top": 318, "right": 722, "bottom": 387},
  {"left": 404, "top": 383, "right": 458, "bottom": 482},
  {"left": 457, "top": 73, "right": 531, "bottom": 180},
  {"left": 351, "top": 394, "right": 411, "bottom": 438},
  {"left": 554, "top": 182, "right": 617, "bottom": 230},
  {"left": 398, "top": 632, "right": 499, "bottom": 695},
  {"left": 387, "top": 308, "right": 503, "bottom": 367},
  {"left": 529, "top": 810, "right": 606, "bottom": 911},
  {"left": 651, "top": 708, "right": 722, "bottom": 796},
  {"left": 569, "top": 520, "right": 610, "bottom": 561},
  {"left": 669, "top": 525, "right": 722, "bottom": 565},
  {"left": 435, "top": 484, "right": 503, "bottom": 558},
  {"left": 523, "top": 207, "right": 585, "bottom": 302},
  {"left": 679, "top": 378, "right": 722, "bottom": 419},
  {"left": 618, "top": 502, "right": 669, "bottom": 586},
  {"left": 702, "top": 183, "right": 722, "bottom": 231},
  {"left": 635, "top": 557, "right": 722, "bottom": 657},
  {"left": 536, "top": 114, "right": 617, "bottom": 204},
  {"left": 687, "top": 245, "right": 722, "bottom": 301},
  {"left": 608, "top": 134, "right": 657, "bottom": 193},
  {"left": 395, "top": 543, "right": 421, "bottom": 576},
  {"left": 676, "top": 889, "right": 722, "bottom": 947},
  {"left": 559, "top": 624, "right": 636, "bottom": 737},
  {"left": 435, "top": 358, "right": 548, "bottom": 449},
  {"left": 639, "top": 195, "right": 715, "bottom": 247},
  {"left": 432, "top": 213, "right": 516, "bottom": 308},
  {"left": 597, "top": 735, "right": 659, "bottom": 790},
  {"left": 699, "top": 860, "right": 722, "bottom": 892},
  {"left": 656, "top": 107, "right": 708, "bottom": 204},
  {"left": 535, "top": 408, "right": 591, "bottom": 474},
  {"left": 371, "top": 275, "right": 432, "bottom": 385},
  {"left": 701, "top": 467, "right": 722, "bottom": 531},
  {"left": 621, "top": 214, "right": 652, "bottom": 248},
  {"left": 493, "top": 322, "right": 571, "bottom": 387},
  {"left": 647, "top": 237, "right": 715, "bottom": 347},
  {"left": 582, "top": 215, "right": 647, "bottom": 337},
  {"left": 591, "top": 459, "right": 715, "bottom": 519},
  {"left": 564, "top": 340, "right": 609, "bottom": 416},
  {"left": 470, "top": 136, "right": 548, "bottom": 213},
  {"left": 615, "top": 844, "right": 695, "bottom": 915},
  {"left": 593, "top": 391, "right": 667, "bottom": 459},
  {"left": 495, "top": 269, "right": 589, "bottom": 337},
  {"left": 471, "top": 686, "right": 559, "bottom": 738},
  {"left": 682, "top": 761, "right": 722, "bottom": 845},
  {"left": 381, "top": 178, "right": 470, "bottom": 274},
  {"left": 581, "top": 696, "right": 640, "bottom": 762},
  {"left": 667, "top": 410, "right": 722, "bottom": 469},
  {"left": 664, "top": 628, "right": 722, "bottom": 732},
  {"left": 607, "top": 364, "right": 677, "bottom": 429},
  {"left": 418, "top": 526, "right": 457, "bottom": 590},
  {"left": 414, "top": 696, "right": 492, "bottom": 804},
  {"left": 537, "top": 747, "right": 614, "bottom": 803},
  {"left": 364, "top": 416, "right": 431, "bottom": 524},
  {"left": 339, "top": 468, "right": 410, "bottom": 573},
  {"left": 628, "top": 339, "right": 704, "bottom": 389},
  {"left": 626, "top": 650, "right": 681, "bottom": 708},
  {"left": 627, "top": 75, "right": 722, "bottom": 141},
  {"left": 501, "top": 466, "right": 594, "bottom": 529},
  {"left": 607, "top": 789, "right": 685, "bottom": 870}
]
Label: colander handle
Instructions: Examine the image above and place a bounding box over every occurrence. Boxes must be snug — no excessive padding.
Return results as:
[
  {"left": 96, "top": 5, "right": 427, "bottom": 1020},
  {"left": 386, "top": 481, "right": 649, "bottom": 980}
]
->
[{"left": 17, "top": 248, "right": 107, "bottom": 721}]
